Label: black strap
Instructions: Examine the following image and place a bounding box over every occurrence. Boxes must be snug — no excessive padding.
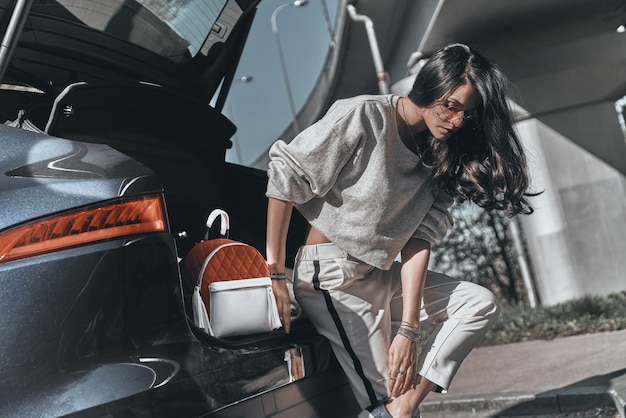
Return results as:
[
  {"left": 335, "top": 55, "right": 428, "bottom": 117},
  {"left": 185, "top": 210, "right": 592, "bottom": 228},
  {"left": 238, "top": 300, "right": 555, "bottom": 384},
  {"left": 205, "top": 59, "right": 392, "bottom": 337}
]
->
[{"left": 312, "top": 260, "right": 379, "bottom": 408}]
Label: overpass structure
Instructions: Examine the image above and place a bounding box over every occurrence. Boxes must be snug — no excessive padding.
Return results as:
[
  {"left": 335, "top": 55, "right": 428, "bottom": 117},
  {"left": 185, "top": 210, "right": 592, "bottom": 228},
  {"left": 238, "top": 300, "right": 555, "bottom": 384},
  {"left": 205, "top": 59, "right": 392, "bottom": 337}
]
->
[{"left": 255, "top": 0, "right": 626, "bottom": 305}]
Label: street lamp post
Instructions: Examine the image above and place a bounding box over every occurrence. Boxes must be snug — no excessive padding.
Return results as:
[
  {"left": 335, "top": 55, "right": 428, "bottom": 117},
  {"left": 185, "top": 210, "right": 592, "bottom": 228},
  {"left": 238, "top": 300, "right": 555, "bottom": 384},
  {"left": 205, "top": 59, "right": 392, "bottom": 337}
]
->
[
  {"left": 228, "top": 75, "right": 254, "bottom": 165},
  {"left": 320, "top": 0, "right": 335, "bottom": 47},
  {"left": 271, "top": 0, "right": 308, "bottom": 137},
  {"left": 347, "top": 4, "right": 390, "bottom": 94}
]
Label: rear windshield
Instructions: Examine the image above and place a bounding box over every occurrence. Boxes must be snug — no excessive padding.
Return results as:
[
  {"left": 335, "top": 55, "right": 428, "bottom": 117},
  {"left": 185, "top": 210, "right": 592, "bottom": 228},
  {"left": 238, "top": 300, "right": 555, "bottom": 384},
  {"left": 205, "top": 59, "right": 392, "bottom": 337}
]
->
[{"left": 31, "top": 0, "right": 230, "bottom": 62}]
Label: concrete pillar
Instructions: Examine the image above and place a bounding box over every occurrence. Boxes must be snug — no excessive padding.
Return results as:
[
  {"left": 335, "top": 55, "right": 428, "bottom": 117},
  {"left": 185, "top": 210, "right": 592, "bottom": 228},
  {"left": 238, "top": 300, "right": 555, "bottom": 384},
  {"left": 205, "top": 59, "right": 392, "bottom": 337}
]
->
[{"left": 517, "top": 104, "right": 626, "bottom": 305}]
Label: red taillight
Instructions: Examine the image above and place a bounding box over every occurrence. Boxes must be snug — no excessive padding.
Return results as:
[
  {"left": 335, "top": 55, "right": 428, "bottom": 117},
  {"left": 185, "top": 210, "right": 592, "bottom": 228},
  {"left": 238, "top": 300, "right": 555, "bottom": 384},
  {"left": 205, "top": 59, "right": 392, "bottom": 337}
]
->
[{"left": 0, "top": 196, "right": 168, "bottom": 263}]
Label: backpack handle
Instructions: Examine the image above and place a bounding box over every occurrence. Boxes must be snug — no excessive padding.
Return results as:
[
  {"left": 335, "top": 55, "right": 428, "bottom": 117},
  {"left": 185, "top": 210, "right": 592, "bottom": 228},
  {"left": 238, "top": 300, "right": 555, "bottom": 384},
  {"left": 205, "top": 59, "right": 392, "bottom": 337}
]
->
[{"left": 205, "top": 209, "right": 230, "bottom": 239}]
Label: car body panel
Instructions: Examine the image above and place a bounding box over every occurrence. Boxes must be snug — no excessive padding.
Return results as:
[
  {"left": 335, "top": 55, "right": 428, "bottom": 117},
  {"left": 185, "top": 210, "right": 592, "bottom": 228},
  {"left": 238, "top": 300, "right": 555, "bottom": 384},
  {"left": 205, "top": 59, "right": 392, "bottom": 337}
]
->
[{"left": 0, "top": 124, "right": 161, "bottom": 228}]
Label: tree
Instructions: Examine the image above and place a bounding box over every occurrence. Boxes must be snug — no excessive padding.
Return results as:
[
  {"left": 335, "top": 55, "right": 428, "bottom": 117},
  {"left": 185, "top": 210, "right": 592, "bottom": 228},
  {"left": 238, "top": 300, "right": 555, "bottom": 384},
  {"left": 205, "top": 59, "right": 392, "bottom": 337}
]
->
[{"left": 430, "top": 203, "right": 533, "bottom": 306}]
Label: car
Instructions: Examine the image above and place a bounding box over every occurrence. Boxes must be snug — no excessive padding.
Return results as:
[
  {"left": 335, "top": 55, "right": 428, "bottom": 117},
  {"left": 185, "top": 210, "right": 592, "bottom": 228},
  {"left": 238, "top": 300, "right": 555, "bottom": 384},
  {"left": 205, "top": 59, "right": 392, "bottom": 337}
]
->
[{"left": 0, "top": 1, "right": 359, "bottom": 416}]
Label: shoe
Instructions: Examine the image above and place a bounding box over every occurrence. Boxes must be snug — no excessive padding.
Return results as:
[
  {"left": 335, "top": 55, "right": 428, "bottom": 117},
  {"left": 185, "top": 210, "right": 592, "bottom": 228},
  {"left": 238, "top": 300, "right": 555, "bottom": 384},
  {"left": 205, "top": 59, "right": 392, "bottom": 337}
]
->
[
  {"left": 370, "top": 404, "right": 393, "bottom": 418},
  {"left": 364, "top": 404, "right": 421, "bottom": 418}
]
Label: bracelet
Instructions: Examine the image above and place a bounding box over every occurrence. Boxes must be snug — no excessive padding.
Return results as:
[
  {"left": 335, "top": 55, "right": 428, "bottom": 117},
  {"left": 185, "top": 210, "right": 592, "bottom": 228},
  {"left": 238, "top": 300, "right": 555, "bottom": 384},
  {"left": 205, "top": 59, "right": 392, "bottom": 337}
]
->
[
  {"left": 396, "top": 326, "right": 422, "bottom": 343},
  {"left": 270, "top": 272, "right": 287, "bottom": 280},
  {"left": 400, "top": 321, "right": 420, "bottom": 332},
  {"left": 284, "top": 350, "right": 302, "bottom": 361}
]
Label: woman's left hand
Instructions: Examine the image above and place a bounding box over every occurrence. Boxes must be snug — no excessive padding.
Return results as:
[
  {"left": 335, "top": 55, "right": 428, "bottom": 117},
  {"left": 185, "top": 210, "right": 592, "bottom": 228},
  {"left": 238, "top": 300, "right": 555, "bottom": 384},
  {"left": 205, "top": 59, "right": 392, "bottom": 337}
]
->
[
  {"left": 388, "top": 333, "right": 419, "bottom": 398},
  {"left": 271, "top": 279, "right": 292, "bottom": 334}
]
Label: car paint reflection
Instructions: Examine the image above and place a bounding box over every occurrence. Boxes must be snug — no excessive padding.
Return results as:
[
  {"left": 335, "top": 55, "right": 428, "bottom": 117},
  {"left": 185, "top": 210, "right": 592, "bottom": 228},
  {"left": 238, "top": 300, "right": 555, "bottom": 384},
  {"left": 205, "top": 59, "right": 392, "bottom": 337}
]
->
[{"left": 285, "top": 346, "right": 305, "bottom": 382}]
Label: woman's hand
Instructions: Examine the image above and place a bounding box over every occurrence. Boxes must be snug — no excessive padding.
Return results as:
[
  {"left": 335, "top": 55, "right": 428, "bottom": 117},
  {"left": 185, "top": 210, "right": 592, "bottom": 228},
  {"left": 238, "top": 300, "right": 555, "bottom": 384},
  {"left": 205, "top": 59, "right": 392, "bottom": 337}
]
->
[
  {"left": 388, "top": 238, "right": 430, "bottom": 397},
  {"left": 266, "top": 197, "right": 295, "bottom": 333},
  {"left": 388, "top": 333, "right": 419, "bottom": 397},
  {"left": 271, "top": 279, "right": 292, "bottom": 333}
]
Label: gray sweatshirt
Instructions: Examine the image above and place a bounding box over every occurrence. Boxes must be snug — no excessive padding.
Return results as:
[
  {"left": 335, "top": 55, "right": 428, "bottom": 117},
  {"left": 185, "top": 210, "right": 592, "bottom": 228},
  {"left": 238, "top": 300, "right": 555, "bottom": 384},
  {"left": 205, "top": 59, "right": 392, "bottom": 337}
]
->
[{"left": 266, "top": 94, "right": 453, "bottom": 270}]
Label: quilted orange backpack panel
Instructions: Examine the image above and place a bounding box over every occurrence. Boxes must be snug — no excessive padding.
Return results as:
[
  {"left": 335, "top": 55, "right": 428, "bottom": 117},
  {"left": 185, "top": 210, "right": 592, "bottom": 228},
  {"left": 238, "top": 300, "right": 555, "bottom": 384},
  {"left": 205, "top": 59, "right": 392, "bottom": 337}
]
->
[{"left": 182, "top": 238, "right": 270, "bottom": 309}]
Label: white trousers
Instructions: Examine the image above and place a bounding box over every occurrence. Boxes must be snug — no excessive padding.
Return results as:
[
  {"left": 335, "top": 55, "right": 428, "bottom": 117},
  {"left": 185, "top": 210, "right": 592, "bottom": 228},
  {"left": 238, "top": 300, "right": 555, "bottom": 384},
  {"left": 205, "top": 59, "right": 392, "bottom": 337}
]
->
[{"left": 293, "top": 243, "right": 500, "bottom": 410}]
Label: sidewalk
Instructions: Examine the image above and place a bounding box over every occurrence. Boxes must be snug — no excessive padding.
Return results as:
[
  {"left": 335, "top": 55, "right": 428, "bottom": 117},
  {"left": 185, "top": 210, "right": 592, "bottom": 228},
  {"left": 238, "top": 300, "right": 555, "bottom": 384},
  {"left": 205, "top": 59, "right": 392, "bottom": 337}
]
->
[{"left": 420, "top": 329, "right": 626, "bottom": 417}]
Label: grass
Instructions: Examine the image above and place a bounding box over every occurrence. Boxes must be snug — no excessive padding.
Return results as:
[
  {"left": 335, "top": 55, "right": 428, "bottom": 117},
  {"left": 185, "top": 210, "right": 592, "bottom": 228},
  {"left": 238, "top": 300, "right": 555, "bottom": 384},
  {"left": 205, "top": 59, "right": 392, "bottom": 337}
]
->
[
  {"left": 414, "top": 291, "right": 626, "bottom": 347},
  {"left": 481, "top": 291, "right": 626, "bottom": 346}
]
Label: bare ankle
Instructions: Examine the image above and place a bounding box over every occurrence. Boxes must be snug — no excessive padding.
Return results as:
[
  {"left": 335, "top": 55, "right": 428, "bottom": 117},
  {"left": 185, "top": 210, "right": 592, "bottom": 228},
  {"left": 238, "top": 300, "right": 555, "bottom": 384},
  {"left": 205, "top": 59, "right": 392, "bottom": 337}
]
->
[{"left": 385, "top": 398, "right": 418, "bottom": 418}]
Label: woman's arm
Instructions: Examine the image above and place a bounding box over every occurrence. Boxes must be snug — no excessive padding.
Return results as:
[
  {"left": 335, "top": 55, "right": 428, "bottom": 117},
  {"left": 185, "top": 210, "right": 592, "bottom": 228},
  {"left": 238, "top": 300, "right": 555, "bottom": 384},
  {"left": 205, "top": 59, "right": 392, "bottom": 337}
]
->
[
  {"left": 388, "top": 238, "right": 430, "bottom": 397},
  {"left": 266, "top": 197, "right": 294, "bottom": 333}
]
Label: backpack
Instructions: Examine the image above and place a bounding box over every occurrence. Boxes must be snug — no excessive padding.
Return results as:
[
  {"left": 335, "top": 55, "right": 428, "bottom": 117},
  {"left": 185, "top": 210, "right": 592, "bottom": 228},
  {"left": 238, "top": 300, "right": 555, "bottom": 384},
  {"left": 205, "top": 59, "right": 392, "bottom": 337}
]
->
[{"left": 180, "top": 209, "right": 280, "bottom": 337}]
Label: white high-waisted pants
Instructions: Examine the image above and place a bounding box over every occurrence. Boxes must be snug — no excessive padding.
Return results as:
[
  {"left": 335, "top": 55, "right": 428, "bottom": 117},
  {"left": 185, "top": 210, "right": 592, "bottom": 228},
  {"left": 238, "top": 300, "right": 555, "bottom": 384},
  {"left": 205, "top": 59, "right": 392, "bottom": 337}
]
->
[{"left": 293, "top": 243, "right": 500, "bottom": 410}]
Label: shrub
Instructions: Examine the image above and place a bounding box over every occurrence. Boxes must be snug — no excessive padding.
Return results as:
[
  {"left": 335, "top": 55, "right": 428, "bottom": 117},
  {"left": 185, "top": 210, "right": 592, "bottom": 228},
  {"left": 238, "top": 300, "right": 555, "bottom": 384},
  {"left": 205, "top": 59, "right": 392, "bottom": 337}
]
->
[
  {"left": 480, "top": 291, "right": 626, "bottom": 346},
  {"left": 406, "top": 291, "right": 626, "bottom": 347}
]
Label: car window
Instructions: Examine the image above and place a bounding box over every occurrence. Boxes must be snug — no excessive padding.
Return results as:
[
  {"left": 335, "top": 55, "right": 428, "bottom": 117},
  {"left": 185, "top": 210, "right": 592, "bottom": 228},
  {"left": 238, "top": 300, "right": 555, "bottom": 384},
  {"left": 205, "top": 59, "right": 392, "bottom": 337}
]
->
[{"left": 30, "top": 0, "right": 232, "bottom": 62}]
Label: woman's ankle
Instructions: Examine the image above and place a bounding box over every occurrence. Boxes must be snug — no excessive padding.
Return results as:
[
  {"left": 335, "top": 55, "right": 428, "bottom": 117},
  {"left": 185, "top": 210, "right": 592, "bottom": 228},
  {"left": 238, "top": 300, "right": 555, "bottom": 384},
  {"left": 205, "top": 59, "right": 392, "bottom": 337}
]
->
[{"left": 385, "top": 398, "right": 419, "bottom": 418}]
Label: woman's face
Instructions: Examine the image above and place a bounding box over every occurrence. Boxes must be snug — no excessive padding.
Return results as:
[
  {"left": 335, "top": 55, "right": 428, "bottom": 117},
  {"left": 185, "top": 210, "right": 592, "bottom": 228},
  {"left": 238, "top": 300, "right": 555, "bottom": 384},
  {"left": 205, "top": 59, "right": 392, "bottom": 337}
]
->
[{"left": 422, "top": 82, "right": 480, "bottom": 141}]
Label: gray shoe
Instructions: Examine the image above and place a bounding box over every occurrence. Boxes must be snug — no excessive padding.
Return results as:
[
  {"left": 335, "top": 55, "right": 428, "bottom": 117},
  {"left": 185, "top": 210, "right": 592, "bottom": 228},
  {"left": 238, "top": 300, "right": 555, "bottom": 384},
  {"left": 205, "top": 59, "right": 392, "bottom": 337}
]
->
[
  {"left": 369, "top": 403, "right": 420, "bottom": 418},
  {"left": 370, "top": 404, "right": 393, "bottom": 418}
]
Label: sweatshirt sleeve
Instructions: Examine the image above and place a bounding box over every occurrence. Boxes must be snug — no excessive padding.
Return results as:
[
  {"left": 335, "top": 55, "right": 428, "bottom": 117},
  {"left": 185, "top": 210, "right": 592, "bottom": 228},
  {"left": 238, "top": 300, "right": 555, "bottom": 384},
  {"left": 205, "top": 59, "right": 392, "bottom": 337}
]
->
[
  {"left": 266, "top": 100, "right": 365, "bottom": 204},
  {"left": 412, "top": 191, "right": 454, "bottom": 245}
]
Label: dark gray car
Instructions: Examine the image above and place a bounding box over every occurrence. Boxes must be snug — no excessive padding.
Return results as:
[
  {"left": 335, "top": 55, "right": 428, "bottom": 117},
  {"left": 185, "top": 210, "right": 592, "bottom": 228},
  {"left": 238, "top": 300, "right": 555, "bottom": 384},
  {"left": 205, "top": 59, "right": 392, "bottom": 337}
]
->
[{"left": 0, "top": 1, "right": 358, "bottom": 416}]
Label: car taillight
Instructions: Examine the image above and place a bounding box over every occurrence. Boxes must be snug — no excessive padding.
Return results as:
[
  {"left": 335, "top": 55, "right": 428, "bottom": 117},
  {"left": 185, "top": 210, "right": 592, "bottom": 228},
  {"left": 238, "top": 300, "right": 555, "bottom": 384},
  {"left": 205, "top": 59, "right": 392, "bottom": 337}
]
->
[{"left": 0, "top": 196, "right": 168, "bottom": 263}]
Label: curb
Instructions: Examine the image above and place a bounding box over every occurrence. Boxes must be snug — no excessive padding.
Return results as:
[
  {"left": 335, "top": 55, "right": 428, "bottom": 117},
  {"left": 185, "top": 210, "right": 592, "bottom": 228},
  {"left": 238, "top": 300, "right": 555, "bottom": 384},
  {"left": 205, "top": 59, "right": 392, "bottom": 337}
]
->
[
  {"left": 610, "top": 387, "right": 626, "bottom": 418},
  {"left": 420, "top": 387, "right": 620, "bottom": 417}
]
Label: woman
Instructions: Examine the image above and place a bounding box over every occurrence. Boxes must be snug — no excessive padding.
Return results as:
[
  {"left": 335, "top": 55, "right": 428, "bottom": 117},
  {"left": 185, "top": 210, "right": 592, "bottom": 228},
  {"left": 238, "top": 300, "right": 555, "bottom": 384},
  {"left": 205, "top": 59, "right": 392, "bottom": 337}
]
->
[{"left": 265, "top": 43, "right": 533, "bottom": 418}]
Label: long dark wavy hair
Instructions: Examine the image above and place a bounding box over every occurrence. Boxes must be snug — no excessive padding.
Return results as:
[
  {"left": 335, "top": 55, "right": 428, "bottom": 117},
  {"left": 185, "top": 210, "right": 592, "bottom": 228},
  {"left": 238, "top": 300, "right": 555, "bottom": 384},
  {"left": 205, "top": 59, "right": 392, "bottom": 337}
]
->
[{"left": 408, "top": 43, "right": 534, "bottom": 216}]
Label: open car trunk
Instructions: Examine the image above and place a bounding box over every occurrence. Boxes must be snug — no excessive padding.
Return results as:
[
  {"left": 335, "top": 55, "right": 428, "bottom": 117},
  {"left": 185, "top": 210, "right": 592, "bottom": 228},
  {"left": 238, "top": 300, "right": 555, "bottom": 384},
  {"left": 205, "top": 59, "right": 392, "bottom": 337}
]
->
[
  {"left": 5, "top": 79, "right": 309, "bottom": 260},
  {"left": 0, "top": 0, "right": 309, "bottom": 261}
]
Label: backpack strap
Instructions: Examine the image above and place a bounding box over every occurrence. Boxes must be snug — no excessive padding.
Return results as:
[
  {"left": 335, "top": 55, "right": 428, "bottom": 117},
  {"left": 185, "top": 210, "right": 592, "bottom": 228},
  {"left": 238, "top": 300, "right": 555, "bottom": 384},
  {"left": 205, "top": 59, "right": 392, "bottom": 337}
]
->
[{"left": 204, "top": 208, "right": 229, "bottom": 239}]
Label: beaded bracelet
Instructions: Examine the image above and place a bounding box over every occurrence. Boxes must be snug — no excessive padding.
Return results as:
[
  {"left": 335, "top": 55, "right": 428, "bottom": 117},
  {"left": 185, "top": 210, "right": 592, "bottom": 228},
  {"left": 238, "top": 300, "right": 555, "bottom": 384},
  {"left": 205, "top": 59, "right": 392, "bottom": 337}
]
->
[
  {"left": 397, "top": 326, "right": 422, "bottom": 343},
  {"left": 270, "top": 272, "right": 287, "bottom": 280}
]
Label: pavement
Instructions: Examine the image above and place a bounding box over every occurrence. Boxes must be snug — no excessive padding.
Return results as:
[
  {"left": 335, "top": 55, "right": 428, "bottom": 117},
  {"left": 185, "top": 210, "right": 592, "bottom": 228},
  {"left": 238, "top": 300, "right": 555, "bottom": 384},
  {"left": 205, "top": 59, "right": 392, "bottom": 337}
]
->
[{"left": 419, "top": 329, "right": 626, "bottom": 417}]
